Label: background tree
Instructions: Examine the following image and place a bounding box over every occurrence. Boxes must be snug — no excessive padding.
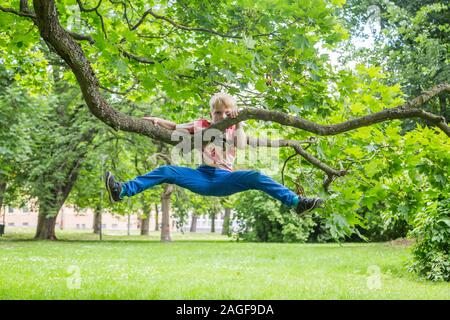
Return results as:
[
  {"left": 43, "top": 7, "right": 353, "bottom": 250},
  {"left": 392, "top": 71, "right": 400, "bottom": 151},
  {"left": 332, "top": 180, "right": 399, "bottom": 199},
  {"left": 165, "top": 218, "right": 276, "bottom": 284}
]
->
[
  {"left": 220, "top": 196, "right": 237, "bottom": 236},
  {"left": 0, "top": 50, "right": 103, "bottom": 239},
  {"left": 28, "top": 67, "right": 99, "bottom": 240},
  {"left": 341, "top": 0, "right": 449, "bottom": 125},
  {"left": 0, "top": 65, "right": 34, "bottom": 215},
  {"left": 340, "top": 0, "right": 450, "bottom": 279}
]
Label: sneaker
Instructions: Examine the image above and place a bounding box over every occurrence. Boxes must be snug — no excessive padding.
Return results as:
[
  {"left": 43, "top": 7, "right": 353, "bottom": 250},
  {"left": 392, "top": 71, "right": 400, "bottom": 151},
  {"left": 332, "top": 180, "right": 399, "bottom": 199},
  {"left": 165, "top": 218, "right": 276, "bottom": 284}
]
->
[
  {"left": 296, "top": 197, "right": 324, "bottom": 215},
  {"left": 105, "top": 171, "right": 123, "bottom": 202}
]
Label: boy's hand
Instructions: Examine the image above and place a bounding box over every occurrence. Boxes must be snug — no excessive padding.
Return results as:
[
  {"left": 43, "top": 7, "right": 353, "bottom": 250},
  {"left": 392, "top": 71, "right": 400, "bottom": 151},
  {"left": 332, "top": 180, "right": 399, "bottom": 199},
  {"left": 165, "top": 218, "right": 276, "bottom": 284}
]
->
[
  {"left": 227, "top": 109, "right": 239, "bottom": 119},
  {"left": 227, "top": 109, "right": 244, "bottom": 129},
  {"left": 142, "top": 116, "right": 159, "bottom": 126}
]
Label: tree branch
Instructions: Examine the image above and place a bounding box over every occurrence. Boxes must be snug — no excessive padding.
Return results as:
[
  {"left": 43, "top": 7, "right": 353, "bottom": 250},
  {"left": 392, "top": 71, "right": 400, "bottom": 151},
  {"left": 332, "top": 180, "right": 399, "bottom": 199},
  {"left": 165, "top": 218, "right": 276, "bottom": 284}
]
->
[
  {"left": 129, "top": 7, "right": 282, "bottom": 39},
  {"left": 95, "top": 8, "right": 107, "bottom": 38},
  {"left": 130, "top": 8, "right": 241, "bottom": 38},
  {"left": 261, "top": 136, "right": 347, "bottom": 188},
  {"left": 20, "top": 0, "right": 31, "bottom": 13},
  {"left": 76, "top": 0, "right": 107, "bottom": 38},
  {"left": 67, "top": 28, "right": 162, "bottom": 66},
  {"left": 68, "top": 31, "right": 95, "bottom": 44},
  {"left": 76, "top": 0, "right": 103, "bottom": 13},
  {"left": 0, "top": 3, "right": 98, "bottom": 46},
  {"left": 0, "top": 5, "right": 36, "bottom": 20},
  {"left": 210, "top": 83, "right": 450, "bottom": 137},
  {"left": 119, "top": 48, "right": 156, "bottom": 64},
  {"left": 99, "top": 77, "right": 138, "bottom": 95}
]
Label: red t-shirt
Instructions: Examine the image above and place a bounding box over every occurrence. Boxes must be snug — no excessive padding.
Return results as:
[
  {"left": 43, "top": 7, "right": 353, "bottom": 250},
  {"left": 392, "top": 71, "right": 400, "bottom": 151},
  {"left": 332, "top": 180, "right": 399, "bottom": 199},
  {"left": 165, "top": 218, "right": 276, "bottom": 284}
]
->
[{"left": 181, "top": 119, "right": 236, "bottom": 171}]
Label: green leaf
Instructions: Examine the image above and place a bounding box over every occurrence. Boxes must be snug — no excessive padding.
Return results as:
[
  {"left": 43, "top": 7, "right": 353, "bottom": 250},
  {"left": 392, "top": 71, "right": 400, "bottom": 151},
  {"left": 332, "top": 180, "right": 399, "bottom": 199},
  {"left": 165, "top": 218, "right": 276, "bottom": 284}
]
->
[
  {"left": 242, "top": 35, "right": 256, "bottom": 49},
  {"left": 364, "top": 160, "right": 380, "bottom": 178},
  {"left": 350, "top": 102, "right": 365, "bottom": 115},
  {"left": 115, "top": 60, "right": 128, "bottom": 75},
  {"left": 255, "top": 78, "right": 267, "bottom": 92},
  {"left": 292, "top": 34, "right": 310, "bottom": 51},
  {"left": 344, "top": 146, "right": 364, "bottom": 158},
  {"left": 438, "top": 219, "right": 450, "bottom": 228}
]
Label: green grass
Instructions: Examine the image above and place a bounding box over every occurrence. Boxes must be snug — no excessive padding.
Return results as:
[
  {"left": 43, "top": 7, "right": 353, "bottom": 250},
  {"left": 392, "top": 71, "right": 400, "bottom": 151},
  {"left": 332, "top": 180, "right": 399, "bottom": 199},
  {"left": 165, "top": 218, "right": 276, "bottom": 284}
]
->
[{"left": 0, "top": 229, "right": 449, "bottom": 299}]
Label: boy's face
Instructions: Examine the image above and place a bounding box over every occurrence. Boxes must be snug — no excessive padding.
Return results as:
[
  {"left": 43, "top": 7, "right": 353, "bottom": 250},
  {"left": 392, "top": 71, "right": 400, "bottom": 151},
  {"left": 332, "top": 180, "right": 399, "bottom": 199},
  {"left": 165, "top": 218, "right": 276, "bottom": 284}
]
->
[{"left": 210, "top": 102, "right": 234, "bottom": 124}]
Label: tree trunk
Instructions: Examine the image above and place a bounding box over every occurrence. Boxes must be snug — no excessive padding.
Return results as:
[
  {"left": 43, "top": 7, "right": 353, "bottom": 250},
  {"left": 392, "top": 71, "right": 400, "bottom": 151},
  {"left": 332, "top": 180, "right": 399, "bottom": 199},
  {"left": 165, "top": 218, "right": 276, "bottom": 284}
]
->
[
  {"left": 35, "top": 200, "right": 61, "bottom": 240},
  {"left": 0, "top": 181, "right": 6, "bottom": 214},
  {"left": 141, "top": 214, "right": 150, "bottom": 235},
  {"left": 34, "top": 152, "right": 88, "bottom": 240},
  {"left": 127, "top": 213, "right": 131, "bottom": 236},
  {"left": 222, "top": 207, "right": 231, "bottom": 235},
  {"left": 439, "top": 95, "right": 448, "bottom": 121},
  {"left": 154, "top": 203, "right": 159, "bottom": 231},
  {"left": 210, "top": 212, "right": 216, "bottom": 233},
  {"left": 190, "top": 215, "right": 197, "bottom": 233},
  {"left": 0, "top": 181, "right": 6, "bottom": 226},
  {"left": 140, "top": 202, "right": 150, "bottom": 236},
  {"left": 160, "top": 185, "right": 173, "bottom": 242},
  {"left": 93, "top": 204, "right": 101, "bottom": 234}
]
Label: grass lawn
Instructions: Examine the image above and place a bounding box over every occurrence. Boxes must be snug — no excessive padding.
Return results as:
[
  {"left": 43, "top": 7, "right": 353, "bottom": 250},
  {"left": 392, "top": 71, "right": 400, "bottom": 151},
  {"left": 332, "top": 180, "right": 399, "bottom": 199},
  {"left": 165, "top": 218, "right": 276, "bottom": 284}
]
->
[{"left": 0, "top": 228, "right": 449, "bottom": 299}]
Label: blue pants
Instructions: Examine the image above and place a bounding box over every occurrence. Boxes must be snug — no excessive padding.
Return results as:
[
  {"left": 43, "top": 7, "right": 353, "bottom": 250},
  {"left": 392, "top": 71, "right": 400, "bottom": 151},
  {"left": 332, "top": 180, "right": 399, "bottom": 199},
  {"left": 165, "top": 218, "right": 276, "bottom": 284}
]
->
[{"left": 122, "top": 165, "right": 298, "bottom": 207}]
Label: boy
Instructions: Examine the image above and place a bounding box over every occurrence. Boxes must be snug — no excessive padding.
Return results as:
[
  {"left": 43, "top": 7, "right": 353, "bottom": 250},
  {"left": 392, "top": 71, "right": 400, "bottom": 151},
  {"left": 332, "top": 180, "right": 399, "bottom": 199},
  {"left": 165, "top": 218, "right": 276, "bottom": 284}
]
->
[{"left": 105, "top": 93, "right": 323, "bottom": 214}]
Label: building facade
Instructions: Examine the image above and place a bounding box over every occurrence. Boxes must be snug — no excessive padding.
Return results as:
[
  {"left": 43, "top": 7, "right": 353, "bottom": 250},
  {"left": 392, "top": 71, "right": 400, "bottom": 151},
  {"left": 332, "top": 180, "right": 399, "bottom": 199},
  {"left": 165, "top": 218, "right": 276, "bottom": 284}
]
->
[{"left": 0, "top": 205, "right": 225, "bottom": 233}]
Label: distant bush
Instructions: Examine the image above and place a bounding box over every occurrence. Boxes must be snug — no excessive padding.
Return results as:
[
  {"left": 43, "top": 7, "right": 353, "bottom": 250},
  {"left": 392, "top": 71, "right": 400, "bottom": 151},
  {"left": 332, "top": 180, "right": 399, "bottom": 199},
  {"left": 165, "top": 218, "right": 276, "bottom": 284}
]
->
[
  {"left": 233, "top": 191, "right": 316, "bottom": 243},
  {"left": 408, "top": 198, "right": 450, "bottom": 282}
]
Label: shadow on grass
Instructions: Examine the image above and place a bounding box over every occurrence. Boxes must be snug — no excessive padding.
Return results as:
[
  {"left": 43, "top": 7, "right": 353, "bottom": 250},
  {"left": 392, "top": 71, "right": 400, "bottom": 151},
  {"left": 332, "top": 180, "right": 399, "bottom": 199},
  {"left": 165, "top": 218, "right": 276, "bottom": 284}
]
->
[
  {"left": 1, "top": 237, "right": 385, "bottom": 248},
  {"left": 0, "top": 231, "right": 412, "bottom": 249},
  {"left": 0, "top": 228, "right": 234, "bottom": 243},
  {"left": 52, "top": 239, "right": 235, "bottom": 244},
  {"left": 0, "top": 235, "right": 235, "bottom": 244}
]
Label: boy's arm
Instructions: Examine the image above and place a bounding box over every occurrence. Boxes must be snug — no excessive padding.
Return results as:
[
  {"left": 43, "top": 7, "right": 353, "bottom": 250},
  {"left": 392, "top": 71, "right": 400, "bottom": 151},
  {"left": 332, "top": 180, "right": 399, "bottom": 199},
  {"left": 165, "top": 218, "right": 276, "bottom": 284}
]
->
[
  {"left": 143, "top": 116, "right": 200, "bottom": 135},
  {"left": 142, "top": 116, "right": 177, "bottom": 130},
  {"left": 174, "top": 121, "right": 196, "bottom": 132}
]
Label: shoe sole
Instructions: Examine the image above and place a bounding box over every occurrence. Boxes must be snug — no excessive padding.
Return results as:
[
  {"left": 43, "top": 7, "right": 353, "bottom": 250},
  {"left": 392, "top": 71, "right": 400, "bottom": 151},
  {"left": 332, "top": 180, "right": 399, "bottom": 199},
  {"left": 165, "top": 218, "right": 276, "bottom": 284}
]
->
[
  {"left": 105, "top": 171, "right": 114, "bottom": 203},
  {"left": 307, "top": 198, "right": 324, "bottom": 212}
]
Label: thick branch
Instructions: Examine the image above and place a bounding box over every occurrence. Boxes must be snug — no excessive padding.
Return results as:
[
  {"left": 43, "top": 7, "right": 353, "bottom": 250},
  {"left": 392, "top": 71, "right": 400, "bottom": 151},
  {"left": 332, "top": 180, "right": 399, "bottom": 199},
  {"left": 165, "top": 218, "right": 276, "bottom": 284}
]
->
[
  {"left": 210, "top": 83, "right": 450, "bottom": 137},
  {"left": 68, "top": 31, "right": 95, "bottom": 44}
]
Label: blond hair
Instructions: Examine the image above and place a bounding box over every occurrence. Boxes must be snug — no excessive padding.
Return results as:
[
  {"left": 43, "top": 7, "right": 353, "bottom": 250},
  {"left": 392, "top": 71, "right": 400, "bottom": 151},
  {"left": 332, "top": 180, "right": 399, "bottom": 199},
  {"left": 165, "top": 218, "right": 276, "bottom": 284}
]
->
[{"left": 209, "top": 93, "right": 237, "bottom": 112}]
